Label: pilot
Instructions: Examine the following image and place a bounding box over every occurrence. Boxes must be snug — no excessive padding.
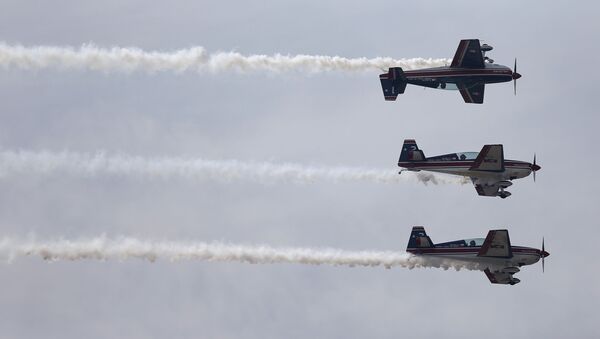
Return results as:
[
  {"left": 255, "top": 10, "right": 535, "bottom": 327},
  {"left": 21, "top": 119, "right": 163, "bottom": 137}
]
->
[
  {"left": 469, "top": 240, "right": 476, "bottom": 247},
  {"left": 460, "top": 154, "right": 467, "bottom": 160}
]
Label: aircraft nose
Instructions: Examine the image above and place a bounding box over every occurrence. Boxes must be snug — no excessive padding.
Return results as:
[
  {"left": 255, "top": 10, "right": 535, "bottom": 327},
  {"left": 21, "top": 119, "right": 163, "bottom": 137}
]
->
[
  {"left": 512, "top": 72, "right": 522, "bottom": 80},
  {"left": 531, "top": 164, "right": 541, "bottom": 171},
  {"left": 542, "top": 250, "right": 550, "bottom": 258}
]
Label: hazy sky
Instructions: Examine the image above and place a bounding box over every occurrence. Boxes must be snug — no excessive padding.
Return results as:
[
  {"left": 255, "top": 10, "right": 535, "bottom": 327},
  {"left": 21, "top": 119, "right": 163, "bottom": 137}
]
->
[{"left": 0, "top": 1, "right": 598, "bottom": 338}]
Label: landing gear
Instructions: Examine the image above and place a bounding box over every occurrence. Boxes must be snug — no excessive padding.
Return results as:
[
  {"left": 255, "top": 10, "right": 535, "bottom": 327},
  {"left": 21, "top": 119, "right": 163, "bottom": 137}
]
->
[
  {"left": 498, "top": 189, "right": 512, "bottom": 199},
  {"left": 440, "top": 82, "right": 446, "bottom": 89}
]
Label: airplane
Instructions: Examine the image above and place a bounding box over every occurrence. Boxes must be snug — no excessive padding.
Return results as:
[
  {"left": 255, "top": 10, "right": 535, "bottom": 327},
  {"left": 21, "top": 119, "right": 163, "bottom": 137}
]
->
[
  {"left": 398, "top": 139, "right": 540, "bottom": 198},
  {"left": 407, "top": 226, "right": 549, "bottom": 285},
  {"left": 379, "top": 39, "right": 521, "bottom": 104}
]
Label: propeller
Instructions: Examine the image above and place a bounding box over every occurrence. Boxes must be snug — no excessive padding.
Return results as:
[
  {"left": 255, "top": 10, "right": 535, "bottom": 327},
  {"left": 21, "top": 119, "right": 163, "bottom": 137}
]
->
[
  {"left": 512, "top": 58, "right": 521, "bottom": 95},
  {"left": 531, "top": 154, "right": 541, "bottom": 182},
  {"left": 541, "top": 238, "right": 546, "bottom": 273}
]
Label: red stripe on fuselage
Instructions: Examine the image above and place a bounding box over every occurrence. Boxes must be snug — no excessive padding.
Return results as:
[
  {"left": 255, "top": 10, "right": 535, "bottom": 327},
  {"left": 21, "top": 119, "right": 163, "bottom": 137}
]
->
[
  {"left": 404, "top": 69, "right": 512, "bottom": 78},
  {"left": 407, "top": 246, "right": 540, "bottom": 255},
  {"left": 398, "top": 160, "right": 530, "bottom": 169}
]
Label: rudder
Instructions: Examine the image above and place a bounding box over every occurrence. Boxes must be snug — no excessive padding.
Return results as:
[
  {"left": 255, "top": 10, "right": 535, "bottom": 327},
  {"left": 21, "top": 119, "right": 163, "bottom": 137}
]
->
[
  {"left": 407, "top": 226, "right": 434, "bottom": 250},
  {"left": 399, "top": 139, "right": 426, "bottom": 162},
  {"left": 379, "top": 67, "right": 407, "bottom": 101}
]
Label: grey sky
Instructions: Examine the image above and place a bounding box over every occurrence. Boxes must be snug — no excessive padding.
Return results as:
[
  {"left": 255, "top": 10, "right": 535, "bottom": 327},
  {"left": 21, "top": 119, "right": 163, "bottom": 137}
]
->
[{"left": 0, "top": 1, "right": 598, "bottom": 338}]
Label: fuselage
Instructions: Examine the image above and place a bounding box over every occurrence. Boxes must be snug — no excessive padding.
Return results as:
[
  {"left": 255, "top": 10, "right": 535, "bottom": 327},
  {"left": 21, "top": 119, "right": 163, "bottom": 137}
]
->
[
  {"left": 399, "top": 158, "right": 533, "bottom": 184},
  {"left": 407, "top": 245, "right": 545, "bottom": 270},
  {"left": 404, "top": 64, "right": 514, "bottom": 90}
]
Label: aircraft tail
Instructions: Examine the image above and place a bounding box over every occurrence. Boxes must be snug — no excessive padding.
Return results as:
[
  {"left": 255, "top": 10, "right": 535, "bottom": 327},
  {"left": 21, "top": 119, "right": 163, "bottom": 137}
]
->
[
  {"left": 407, "top": 226, "right": 434, "bottom": 250},
  {"left": 379, "top": 67, "right": 407, "bottom": 101},
  {"left": 399, "top": 139, "right": 426, "bottom": 163}
]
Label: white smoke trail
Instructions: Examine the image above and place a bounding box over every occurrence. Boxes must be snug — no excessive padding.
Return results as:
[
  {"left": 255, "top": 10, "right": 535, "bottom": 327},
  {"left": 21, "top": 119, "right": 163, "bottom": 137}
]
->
[
  {"left": 0, "top": 43, "right": 451, "bottom": 74},
  {"left": 0, "top": 236, "right": 484, "bottom": 271},
  {"left": 0, "top": 150, "right": 466, "bottom": 185}
]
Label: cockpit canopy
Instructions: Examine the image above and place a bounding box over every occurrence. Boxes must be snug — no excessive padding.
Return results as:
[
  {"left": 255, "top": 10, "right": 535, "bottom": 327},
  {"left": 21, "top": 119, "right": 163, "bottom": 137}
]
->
[
  {"left": 435, "top": 238, "right": 485, "bottom": 248},
  {"left": 428, "top": 152, "right": 479, "bottom": 161}
]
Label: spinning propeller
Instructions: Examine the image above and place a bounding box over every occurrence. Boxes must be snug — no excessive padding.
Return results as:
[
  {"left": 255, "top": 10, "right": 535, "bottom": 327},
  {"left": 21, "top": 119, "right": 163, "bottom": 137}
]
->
[
  {"left": 531, "top": 154, "right": 541, "bottom": 182},
  {"left": 540, "top": 238, "right": 549, "bottom": 273},
  {"left": 512, "top": 58, "right": 521, "bottom": 95}
]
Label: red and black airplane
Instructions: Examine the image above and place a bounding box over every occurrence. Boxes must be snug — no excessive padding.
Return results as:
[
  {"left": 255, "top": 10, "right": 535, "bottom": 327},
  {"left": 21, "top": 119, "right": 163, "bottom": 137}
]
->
[
  {"left": 379, "top": 39, "right": 521, "bottom": 104},
  {"left": 398, "top": 140, "right": 541, "bottom": 198},
  {"left": 407, "top": 226, "right": 549, "bottom": 285}
]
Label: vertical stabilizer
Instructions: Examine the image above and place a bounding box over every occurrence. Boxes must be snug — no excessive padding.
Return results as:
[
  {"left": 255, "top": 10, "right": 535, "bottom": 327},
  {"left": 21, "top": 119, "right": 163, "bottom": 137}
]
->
[
  {"left": 379, "top": 67, "right": 407, "bottom": 101},
  {"left": 407, "top": 226, "right": 434, "bottom": 250},
  {"left": 399, "top": 139, "right": 426, "bottom": 162}
]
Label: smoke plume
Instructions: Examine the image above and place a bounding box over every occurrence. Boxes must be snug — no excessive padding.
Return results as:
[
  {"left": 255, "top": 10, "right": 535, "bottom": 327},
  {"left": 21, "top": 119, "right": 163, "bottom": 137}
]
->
[
  {"left": 0, "top": 236, "right": 484, "bottom": 271},
  {"left": 0, "top": 43, "right": 451, "bottom": 74},
  {"left": 0, "top": 150, "right": 465, "bottom": 185}
]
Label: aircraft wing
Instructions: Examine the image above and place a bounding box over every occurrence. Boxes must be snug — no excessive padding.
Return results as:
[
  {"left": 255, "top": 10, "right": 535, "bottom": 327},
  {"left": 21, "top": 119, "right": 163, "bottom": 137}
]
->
[
  {"left": 450, "top": 39, "right": 485, "bottom": 68},
  {"left": 478, "top": 230, "right": 513, "bottom": 258},
  {"left": 484, "top": 268, "right": 519, "bottom": 285},
  {"left": 470, "top": 144, "right": 504, "bottom": 171},
  {"left": 458, "top": 82, "right": 485, "bottom": 104},
  {"left": 474, "top": 183, "right": 501, "bottom": 197}
]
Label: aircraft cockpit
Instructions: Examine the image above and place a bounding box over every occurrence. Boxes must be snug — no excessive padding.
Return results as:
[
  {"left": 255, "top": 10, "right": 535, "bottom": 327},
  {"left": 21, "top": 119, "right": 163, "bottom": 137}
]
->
[
  {"left": 463, "top": 238, "right": 485, "bottom": 247},
  {"left": 428, "top": 152, "right": 478, "bottom": 161},
  {"left": 455, "top": 152, "right": 478, "bottom": 160},
  {"left": 435, "top": 238, "right": 485, "bottom": 248}
]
